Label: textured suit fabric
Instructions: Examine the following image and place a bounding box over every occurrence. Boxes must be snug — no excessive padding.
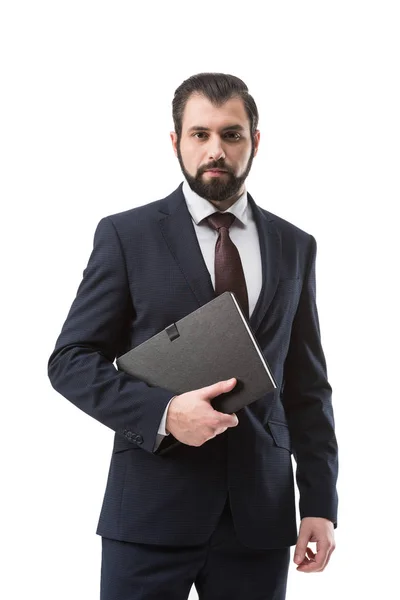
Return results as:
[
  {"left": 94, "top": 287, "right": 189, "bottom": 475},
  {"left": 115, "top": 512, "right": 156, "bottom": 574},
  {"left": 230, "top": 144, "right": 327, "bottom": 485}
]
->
[
  {"left": 206, "top": 212, "right": 249, "bottom": 318},
  {"left": 48, "top": 183, "right": 338, "bottom": 549},
  {"left": 100, "top": 500, "right": 290, "bottom": 600}
]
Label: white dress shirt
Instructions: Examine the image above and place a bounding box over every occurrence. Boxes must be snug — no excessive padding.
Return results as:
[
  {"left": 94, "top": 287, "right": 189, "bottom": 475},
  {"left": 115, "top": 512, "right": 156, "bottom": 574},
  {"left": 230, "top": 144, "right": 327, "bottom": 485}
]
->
[{"left": 153, "top": 179, "right": 263, "bottom": 450}]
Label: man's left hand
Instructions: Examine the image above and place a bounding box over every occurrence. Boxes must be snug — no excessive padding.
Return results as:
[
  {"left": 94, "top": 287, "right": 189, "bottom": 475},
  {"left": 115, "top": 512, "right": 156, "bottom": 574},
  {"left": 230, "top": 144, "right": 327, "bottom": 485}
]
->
[{"left": 294, "top": 517, "right": 335, "bottom": 572}]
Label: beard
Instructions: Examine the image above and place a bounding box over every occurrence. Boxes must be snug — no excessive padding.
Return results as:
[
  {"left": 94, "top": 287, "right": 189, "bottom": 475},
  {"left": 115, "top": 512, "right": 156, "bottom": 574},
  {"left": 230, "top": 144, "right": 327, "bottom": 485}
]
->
[{"left": 176, "top": 141, "right": 255, "bottom": 204}]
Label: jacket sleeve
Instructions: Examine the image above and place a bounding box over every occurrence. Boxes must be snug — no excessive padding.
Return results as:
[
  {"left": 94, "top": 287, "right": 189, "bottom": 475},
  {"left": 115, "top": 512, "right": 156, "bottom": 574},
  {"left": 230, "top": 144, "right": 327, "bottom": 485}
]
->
[
  {"left": 281, "top": 235, "right": 339, "bottom": 526},
  {"left": 47, "top": 216, "right": 174, "bottom": 454}
]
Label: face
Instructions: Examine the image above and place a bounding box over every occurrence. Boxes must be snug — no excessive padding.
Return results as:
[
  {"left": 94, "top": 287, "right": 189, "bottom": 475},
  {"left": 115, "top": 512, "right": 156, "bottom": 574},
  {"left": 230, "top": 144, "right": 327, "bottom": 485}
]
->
[{"left": 171, "top": 94, "right": 260, "bottom": 210}]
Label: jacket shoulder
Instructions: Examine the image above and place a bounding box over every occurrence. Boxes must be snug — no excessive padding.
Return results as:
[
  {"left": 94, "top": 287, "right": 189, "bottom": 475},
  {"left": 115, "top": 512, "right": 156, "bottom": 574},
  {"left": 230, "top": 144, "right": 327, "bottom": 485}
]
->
[
  {"left": 259, "top": 206, "right": 313, "bottom": 243},
  {"left": 98, "top": 185, "right": 183, "bottom": 236},
  {"left": 105, "top": 197, "right": 164, "bottom": 225}
]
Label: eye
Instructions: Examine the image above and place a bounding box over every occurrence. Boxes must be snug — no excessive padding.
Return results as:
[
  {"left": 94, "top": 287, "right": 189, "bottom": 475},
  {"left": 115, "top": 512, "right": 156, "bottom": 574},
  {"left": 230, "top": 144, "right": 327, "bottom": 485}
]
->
[
  {"left": 193, "top": 132, "right": 209, "bottom": 140},
  {"left": 224, "top": 132, "right": 241, "bottom": 141}
]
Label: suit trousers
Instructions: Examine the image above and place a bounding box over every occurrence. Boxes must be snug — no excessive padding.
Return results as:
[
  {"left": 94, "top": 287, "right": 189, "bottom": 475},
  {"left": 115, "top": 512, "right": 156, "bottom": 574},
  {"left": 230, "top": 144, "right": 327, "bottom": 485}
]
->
[{"left": 100, "top": 499, "right": 290, "bottom": 600}]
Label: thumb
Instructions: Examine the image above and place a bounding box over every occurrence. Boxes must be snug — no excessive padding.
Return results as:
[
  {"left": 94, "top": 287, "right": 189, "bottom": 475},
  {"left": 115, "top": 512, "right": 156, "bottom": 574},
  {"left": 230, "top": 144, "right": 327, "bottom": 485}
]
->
[
  {"left": 201, "top": 378, "right": 237, "bottom": 400},
  {"left": 294, "top": 533, "right": 309, "bottom": 565}
]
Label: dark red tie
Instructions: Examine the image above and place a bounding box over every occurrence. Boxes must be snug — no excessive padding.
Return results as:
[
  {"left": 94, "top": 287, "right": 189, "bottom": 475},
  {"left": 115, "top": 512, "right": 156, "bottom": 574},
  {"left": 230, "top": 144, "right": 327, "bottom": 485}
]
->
[{"left": 206, "top": 212, "right": 249, "bottom": 319}]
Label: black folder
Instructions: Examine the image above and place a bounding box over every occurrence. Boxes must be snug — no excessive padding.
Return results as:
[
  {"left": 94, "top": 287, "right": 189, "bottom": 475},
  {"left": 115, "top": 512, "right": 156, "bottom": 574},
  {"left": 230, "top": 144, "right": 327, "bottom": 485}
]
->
[{"left": 116, "top": 292, "right": 276, "bottom": 414}]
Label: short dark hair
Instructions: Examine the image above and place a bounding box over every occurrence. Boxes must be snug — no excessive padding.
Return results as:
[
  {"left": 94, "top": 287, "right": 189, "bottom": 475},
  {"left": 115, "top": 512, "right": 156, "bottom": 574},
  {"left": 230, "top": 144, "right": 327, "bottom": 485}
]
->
[{"left": 172, "top": 72, "right": 259, "bottom": 138}]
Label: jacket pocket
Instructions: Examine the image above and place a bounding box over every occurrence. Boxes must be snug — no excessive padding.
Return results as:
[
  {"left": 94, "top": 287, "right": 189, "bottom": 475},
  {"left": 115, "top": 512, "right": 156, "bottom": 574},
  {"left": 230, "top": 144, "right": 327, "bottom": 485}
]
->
[
  {"left": 268, "top": 421, "right": 292, "bottom": 452},
  {"left": 113, "top": 435, "right": 142, "bottom": 454}
]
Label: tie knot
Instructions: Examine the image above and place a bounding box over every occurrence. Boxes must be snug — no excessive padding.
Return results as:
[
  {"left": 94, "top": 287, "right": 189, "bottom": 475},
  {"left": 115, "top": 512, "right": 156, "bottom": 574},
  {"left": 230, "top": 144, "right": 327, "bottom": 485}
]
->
[{"left": 206, "top": 212, "right": 236, "bottom": 232}]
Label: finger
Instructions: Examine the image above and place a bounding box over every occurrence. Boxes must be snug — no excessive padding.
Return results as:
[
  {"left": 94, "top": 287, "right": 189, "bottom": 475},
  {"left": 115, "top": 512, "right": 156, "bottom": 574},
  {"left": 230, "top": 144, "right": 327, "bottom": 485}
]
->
[
  {"left": 213, "top": 412, "right": 238, "bottom": 429},
  {"left": 306, "top": 547, "right": 316, "bottom": 560},
  {"left": 323, "top": 544, "right": 336, "bottom": 570},
  {"left": 214, "top": 426, "right": 228, "bottom": 436},
  {"left": 294, "top": 536, "right": 309, "bottom": 565},
  {"left": 314, "top": 540, "right": 332, "bottom": 571},
  {"left": 297, "top": 547, "right": 317, "bottom": 567},
  {"left": 296, "top": 542, "right": 330, "bottom": 573},
  {"left": 224, "top": 412, "right": 238, "bottom": 427},
  {"left": 296, "top": 555, "right": 315, "bottom": 569},
  {"left": 201, "top": 378, "right": 237, "bottom": 400}
]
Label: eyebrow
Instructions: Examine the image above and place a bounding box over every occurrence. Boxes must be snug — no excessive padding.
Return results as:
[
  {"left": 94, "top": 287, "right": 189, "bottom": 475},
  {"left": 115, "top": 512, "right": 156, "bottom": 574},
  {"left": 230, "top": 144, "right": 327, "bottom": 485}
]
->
[{"left": 187, "top": 124, "right": 245, "bottom": 133}]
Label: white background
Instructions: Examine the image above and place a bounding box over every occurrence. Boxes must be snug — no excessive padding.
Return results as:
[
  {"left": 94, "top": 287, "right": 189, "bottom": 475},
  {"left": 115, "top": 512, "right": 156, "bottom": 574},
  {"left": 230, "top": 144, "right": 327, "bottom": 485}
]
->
[{"left": 1, "top": 1, "right": 399, "bottom": 598}]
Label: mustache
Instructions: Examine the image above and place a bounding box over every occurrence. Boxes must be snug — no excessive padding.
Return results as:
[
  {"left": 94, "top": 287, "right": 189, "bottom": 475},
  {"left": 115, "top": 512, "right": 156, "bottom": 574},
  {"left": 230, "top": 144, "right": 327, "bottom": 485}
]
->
[{"left": 197, "top": 161, "right": 233, "bottom": 176}]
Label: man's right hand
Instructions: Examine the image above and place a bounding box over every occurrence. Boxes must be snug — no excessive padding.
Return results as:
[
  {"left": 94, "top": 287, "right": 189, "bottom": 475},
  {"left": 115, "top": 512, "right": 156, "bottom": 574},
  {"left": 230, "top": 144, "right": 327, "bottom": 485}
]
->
[{"left": 165, "top": 378, "right": 239, "bottom": 447}]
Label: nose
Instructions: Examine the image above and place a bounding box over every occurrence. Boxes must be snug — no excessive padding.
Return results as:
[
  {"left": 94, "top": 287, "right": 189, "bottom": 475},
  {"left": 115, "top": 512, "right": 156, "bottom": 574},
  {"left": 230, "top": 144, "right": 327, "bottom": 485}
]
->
[{"left": 207, "top": 137, "right": 226, "bottom": 162}]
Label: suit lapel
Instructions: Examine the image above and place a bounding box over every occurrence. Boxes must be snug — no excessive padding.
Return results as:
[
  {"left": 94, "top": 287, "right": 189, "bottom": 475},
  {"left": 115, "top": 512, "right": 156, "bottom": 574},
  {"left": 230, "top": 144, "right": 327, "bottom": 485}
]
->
[
  {"left": 247, "top": 193, "right": 281, "bottom": 334},
  {"left": 157, "top": 185, "right": 281, "bottom": 335},
  {"left": 158, "top": 184, "right": 216, "bottom": 308}
]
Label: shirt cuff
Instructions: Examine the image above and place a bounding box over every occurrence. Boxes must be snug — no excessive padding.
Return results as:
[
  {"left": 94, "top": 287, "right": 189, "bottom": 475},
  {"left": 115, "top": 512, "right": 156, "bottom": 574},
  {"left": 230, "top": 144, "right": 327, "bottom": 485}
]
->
[{"left": 157, "top": 397, "right": 175, "bottom": 435}]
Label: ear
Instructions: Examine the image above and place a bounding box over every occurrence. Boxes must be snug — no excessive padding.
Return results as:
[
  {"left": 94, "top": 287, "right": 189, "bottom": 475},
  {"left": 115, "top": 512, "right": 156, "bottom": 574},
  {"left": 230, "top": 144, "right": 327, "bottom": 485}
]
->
[
  {"left": 253, "top": 130, "right": 261, "bottom": 156},
  {"left": 170, "top": 131, "right": 178, "bottom": 156}
]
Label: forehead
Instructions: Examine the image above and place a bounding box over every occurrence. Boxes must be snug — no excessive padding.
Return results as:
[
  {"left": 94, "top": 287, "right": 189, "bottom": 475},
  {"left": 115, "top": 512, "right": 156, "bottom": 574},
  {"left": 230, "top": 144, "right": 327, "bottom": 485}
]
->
[{"left": 181, "top": 94, "right": 249, "bottom": 132}]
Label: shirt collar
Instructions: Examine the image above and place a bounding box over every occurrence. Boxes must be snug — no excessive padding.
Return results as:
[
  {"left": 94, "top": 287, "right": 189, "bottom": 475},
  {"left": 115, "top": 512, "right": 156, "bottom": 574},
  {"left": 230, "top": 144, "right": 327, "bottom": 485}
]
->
[{"left": 182, "top": 178, "right": 249, "bottom": 226}]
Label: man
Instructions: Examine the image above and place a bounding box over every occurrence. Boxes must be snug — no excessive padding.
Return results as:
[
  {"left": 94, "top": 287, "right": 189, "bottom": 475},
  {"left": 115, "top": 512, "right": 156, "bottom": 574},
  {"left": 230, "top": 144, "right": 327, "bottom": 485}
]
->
[{"left": 48, "top": 72, "right": 338, "bottom": 600}]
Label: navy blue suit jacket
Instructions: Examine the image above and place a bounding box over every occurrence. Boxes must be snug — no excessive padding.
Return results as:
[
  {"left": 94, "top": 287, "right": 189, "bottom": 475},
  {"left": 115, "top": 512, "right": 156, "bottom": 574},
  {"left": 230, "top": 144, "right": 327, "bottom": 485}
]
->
[{"left": 48, "top": 184, "right": 338, "bottom": 549}]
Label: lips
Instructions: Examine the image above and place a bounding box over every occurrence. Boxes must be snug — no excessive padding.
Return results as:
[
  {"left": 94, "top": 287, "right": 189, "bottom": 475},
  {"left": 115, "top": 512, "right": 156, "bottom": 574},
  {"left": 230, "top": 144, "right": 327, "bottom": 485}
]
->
[
  {"left": 204, "top": 169, "right": 228, "bottom": 174},
  {"left": 204, "top": 170, "right": 228, "bottom": 178}
]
